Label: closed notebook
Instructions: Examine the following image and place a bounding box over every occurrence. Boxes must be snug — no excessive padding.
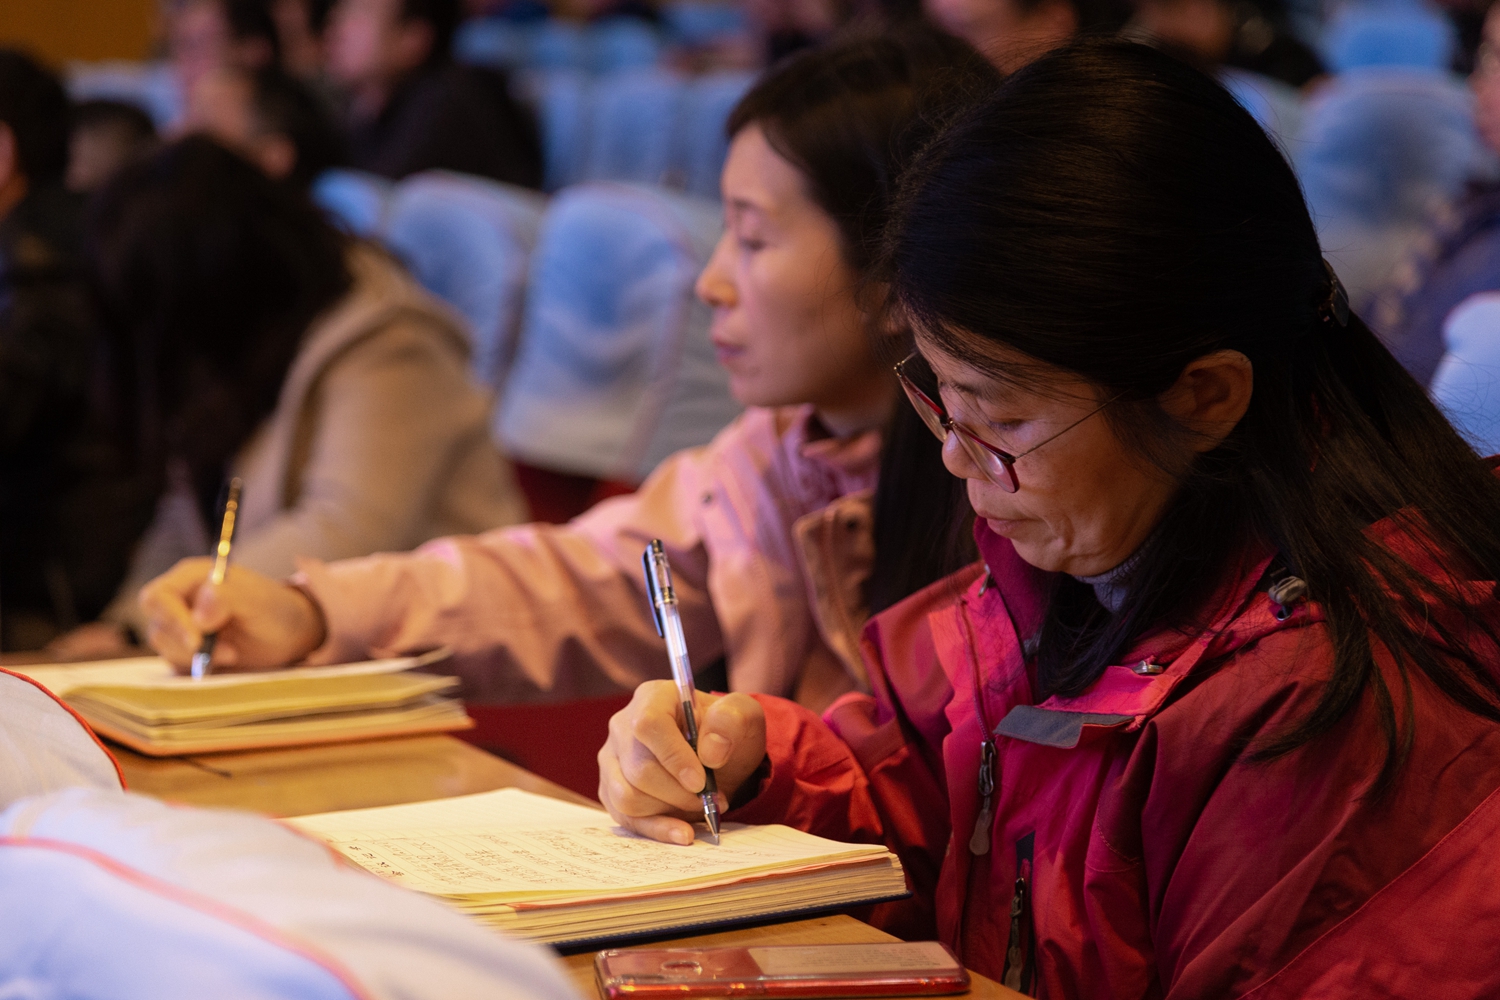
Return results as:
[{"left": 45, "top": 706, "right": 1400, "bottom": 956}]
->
[
  {"left": 288, "top": 787, "right": 910, "bottom": 949},
  {"left": 15, "top": 653, "right": 471, "bottom": 756}
]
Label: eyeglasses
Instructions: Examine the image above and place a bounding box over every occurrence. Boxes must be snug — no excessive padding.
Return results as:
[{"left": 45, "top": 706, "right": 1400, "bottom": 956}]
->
[{"left": 894, "top": 352, "right": 1116, "bottom": 493}]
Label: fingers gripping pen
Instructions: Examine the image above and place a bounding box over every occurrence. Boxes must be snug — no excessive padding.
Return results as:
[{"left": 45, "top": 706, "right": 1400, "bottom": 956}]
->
[{"left": 642, "top": 539, "right": 721, "bottom": 845}]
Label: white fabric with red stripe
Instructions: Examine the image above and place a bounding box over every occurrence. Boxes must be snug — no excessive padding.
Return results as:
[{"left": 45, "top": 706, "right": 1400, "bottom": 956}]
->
[
  {"left": 0, "top": 668, "right": 123, "bottom": 808},
  {"left": 0, "top": 788, "right": 583, "bottom": 999}
]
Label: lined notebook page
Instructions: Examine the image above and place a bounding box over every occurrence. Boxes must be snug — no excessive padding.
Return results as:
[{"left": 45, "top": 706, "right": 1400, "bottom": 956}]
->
[{"left": 288, "top": 788, "right": 888, "bottom": 899}]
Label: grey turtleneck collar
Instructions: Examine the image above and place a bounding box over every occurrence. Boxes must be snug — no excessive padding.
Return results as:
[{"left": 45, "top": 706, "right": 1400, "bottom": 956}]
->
[{"left": 1071, "top": 556, "right": 1137, "bottom": 615}]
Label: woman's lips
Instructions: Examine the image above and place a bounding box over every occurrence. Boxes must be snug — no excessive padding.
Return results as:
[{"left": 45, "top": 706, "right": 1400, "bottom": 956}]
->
[
  {"left": 983, "top": 516, "right": 1026, "bottom": 536},
  {"left": 712, "top": 339, "right": 746, "bottom": 367}
]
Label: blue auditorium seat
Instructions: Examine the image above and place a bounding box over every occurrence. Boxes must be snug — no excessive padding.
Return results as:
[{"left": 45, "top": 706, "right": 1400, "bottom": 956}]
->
[
  {"left": 1220, "top": 68, "right": 1303, "bottom": 148},
  {"left": 581, "top": 68, "right": 685, "bottom": 187},
  {"left": 1321, "top": 0, "right": 1457, "bottom": 73},
  {"left": 311, "top": 169, "right": 394, "bottom": 238},
  {"left": 495, "top": 183, "right": 741, "bottom": 483},
  {"left": 1294, "top": 68, "right": 1492, "bottom": 311},
  {"left": 382, "top": 171, "right": 547, "bottom": 387},
  {"left": 524, "top": 70, "right": 593, "bottom": 191},
  {"left": 661, "top": 1, "right": 750, "bottom": 45},
  {"left": 66, "top": 60, "right": 182, "bottom": 129},
  {"left": 454, "top": 18, "right": 530, "bottom": 69},
  {"left": 1432, "top": 292, "right": 1500, "bottom": 456},
  {"left": 677, "top": 71, "right": 754, "bottom": 198},
  {"left": 591, "top": 18, "right": 665, "bottom": 72},
  {"left": 528, "top": 20, "right": 591, "bottom": 70}
]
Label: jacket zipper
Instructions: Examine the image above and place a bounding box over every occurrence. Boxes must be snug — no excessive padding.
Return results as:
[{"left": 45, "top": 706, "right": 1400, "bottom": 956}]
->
[
  {"left": 1002, "top": 832, "right": 1037, "bottom": 995},
  {"left": 960, "top": 596, "right": 997, "bottom": 857}
]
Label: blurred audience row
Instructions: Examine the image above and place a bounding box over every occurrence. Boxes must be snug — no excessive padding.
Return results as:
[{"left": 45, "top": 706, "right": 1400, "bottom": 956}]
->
[{"left": 6, "top": 0, "right": 1500, "bottom": 655}]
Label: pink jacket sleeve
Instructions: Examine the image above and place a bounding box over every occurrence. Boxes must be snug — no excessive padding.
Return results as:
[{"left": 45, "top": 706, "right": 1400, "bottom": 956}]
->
[
  {"left": 296, "top": 439, "right": 725, "bottom": 703},
  {"left": 727, "top": 574, "right": 967, "bottom": 941}
]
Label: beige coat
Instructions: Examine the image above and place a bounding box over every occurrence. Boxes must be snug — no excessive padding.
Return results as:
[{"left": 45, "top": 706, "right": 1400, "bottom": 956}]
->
[{"left": 108, "top": 245, "right": 526, "bottom": 625}]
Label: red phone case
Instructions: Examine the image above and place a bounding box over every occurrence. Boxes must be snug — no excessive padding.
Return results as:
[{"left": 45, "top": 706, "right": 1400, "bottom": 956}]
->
[{"left": 594, "top": 942, "right": 971, "bottom": 999}]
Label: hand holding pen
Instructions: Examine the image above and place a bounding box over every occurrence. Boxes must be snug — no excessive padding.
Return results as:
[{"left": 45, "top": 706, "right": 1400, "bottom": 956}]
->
[
  {"left": 190, "top": 477, "right": 243, "bottom": 680},
  {"left": 642, "top": 539, "right": 722, "bottom": 844}
]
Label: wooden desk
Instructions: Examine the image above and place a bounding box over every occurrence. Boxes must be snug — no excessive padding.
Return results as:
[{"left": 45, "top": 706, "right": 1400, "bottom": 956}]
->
[
  {"left": 113, "top": 734, "right": 593, "bottom": 816},
  {"left": 112, "top": 733, "right": 1021, "bottom": 999}
]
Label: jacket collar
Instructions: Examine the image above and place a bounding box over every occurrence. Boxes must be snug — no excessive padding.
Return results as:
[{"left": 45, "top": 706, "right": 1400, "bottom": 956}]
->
[
  {"left": 784, "top": 405, "right": 883, "bottom": 483},
  {"left": 971, "top": 522, "right": 1302, "bottom": 738}
]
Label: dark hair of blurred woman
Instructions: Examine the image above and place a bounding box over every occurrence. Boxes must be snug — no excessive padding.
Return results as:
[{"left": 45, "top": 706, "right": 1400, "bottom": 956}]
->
[
  {"left": 884, "top": 39, "right": 1500, "bottom": 788},
  {"left": 730, "top": 25, "right": 1001, "bottom": 612},
  {"left": 88, "top": 136, "right": 352, "bottom": 520}
]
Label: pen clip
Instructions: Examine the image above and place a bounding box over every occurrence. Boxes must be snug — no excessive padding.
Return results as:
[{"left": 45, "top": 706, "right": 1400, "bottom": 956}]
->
[{"left": 641, "top": 539, "right": 675, "bottom": 638}]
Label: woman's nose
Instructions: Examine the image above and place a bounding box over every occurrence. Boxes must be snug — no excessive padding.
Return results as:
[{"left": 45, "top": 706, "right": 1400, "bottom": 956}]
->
[
  {"left": 694, "top": 234, "right": 737, "bottom": 309},
  {"left": 940, "top": 430, "right": 982, "bottom": 480}
]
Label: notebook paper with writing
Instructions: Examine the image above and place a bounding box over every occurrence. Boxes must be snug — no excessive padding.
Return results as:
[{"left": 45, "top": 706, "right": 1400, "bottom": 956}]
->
[
  {"left": 288, "top": 788, "right": 909, "bottom": 948},
  {"left": 13, "top": 653, "right": 471, "bottom": 756}
]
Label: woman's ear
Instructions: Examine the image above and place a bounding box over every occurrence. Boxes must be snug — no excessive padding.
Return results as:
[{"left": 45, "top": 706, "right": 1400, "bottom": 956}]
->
[{"left": 1158, "top": 349, "right": 1254, "bottom": 452}]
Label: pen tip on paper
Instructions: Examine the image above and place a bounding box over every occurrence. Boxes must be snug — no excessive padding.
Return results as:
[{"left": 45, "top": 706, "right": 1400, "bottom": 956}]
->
[{"left": 704, "top": 801, "right": 721, "bottom": 845}]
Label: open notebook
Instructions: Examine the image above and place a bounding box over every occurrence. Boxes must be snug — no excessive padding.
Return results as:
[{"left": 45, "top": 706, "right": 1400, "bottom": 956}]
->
[
  {"left": 12, "top": 653, "right": 471, "bottom": 756},
  {"left": 288, "top": 788, "right": 909, "bottom": 949}
]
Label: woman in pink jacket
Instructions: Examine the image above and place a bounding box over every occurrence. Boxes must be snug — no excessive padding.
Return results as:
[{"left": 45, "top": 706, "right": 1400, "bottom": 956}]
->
[
  {"left": 139, "top": 31, "right": 999, "bottom": 710},
  {"left": 600, "top": 42, "right": 1500, "bottom": 997}
]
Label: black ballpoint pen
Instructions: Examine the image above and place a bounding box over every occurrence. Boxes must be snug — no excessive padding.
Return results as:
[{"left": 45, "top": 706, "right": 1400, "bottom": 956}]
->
[
  {"left": 642, "top": 539, "right": 721, "bottom": 844},
  {"left": 190, "top": 477, "right": 242, "bottom": 680}
]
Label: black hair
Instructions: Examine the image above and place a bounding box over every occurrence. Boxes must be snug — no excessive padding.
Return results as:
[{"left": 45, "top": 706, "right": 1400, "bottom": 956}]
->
[
  {"left": 245, "top": 66, "right": 345, "bottom": 185},
  {"left": 400, "top": 0, "right": 461, "bottom": 63},
  {"left": 885, "top": 40, "right": 1500, "bottom": 791},
  {"left": 1013, "top": 0, "right": 1130, "bottom": 35},
  {"left": 306, "top": 0, "right": 336, "bottom": 33},
  {"left": 87, "top": 136, "right": 352, "bottom": 519},
  {"left": 72, "top": 99, "right": 158, "bottom": 145},
  {"left": 728, "top": 26, "right": 1002, "bottom": 612},
  {"left": 225, "top": 0, "right": 284, "bottom": 65},
  {"left": 0, "top": 49, "right": 70, "bottom": 186}
]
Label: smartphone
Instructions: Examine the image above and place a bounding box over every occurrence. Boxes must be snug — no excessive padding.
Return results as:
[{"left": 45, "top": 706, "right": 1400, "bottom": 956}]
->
[{"left": 594, "top": 941, "right": 971, "bottom": 999}]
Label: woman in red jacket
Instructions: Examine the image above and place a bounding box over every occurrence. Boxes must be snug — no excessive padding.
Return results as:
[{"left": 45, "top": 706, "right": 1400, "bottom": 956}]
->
[{"left": 599, "top": 41, "right": 1500, "bottom": 998}]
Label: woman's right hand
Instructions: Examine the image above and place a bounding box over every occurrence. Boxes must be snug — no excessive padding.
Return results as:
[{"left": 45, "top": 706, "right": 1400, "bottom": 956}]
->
[
  {"left": 599, "top": 680, "right": 767, "bottom": 845},
  {"left": 138, "top": 558, "right": 327, "bottom": 672}
]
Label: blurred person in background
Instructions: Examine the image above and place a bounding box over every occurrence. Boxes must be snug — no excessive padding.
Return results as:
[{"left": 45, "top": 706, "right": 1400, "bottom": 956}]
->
[
  {"left": 66, "top": 100, "right": 158, "bottom": 194},
  {"left": 1375, "top": 0, "right": 1500, "bottom": 386},
  {"left": 180, "top": 64, "right": 344, "bottom": 188},
  {"left": 1124, "top": 0, "right": 1323, "bottom": 86},
  {"left": 925, "top": 0, "right": 1129, "bottom": 71},
  {"left": 0, "top": 51, "right": 150, "bottom": 651},
  {"left": 168, "top": 0, "right": 283, "bottom": 98},
  {"left": 269, "top": 0, "right": 337, "bottom": 80},
  {"left": 52, "top": 137, "right": 525, "bottom": 656},
  {"left": 135, "top": 30, "right": 995, "bottom": 711},
  {"left": 324, "top": 0, "right": 542, "bottom": 186}
]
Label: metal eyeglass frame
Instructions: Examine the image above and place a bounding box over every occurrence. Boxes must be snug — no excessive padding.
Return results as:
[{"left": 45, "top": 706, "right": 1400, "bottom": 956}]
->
[{"left": 894, "top": 352, "right": 1117, "bottom": 493}]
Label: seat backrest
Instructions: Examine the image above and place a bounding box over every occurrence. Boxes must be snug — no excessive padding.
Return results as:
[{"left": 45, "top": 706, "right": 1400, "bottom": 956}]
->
[
  {"left": 590, "top": 18, "right": 665, "bottom": 73},
  {"left": 1220, "top": 67, "right": 1303, "bottom": 149},
  {"left": 496, "top": 182, "right": 740, "bottom": 483},
  {"left": 1321, "top": 0, "right": 1457, "bottom": 73},
  {"left": 529, "top": 20, "right": 591, "bottom": 71},
  {"left": 524, "top": 70, "right": 595, "bottom": 192},
  {"left": 582, "top": 68, "right": 686, "bottom": 187},
  {"left": 66, "top": 59, "right": 183, "bottom": 129},
  {"left": 454, "top": 17, "right": 531, "bottom": 69},
  {"left": 661, "top": 1, "right": 751, "bottom": 46},
  {"left": 1294, "top": 68, "right": 1493, "bottom": 307},
  {"left": 311, "top": 168, "right": 395, "bottom": 238},
  {"left": 1432, "top": 291, "right": 1500, "bottom": 456},
  {"left": 383, "top": 170, "right": 548, "bottom": 387},
  {"left": 676, "top": 71, "right": 755, "bottom": 198}
]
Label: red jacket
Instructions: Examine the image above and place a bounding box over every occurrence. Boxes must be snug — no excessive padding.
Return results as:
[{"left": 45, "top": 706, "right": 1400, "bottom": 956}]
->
[{"left": 728, "top": 518, "right": 1500, "bottom": 998}]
